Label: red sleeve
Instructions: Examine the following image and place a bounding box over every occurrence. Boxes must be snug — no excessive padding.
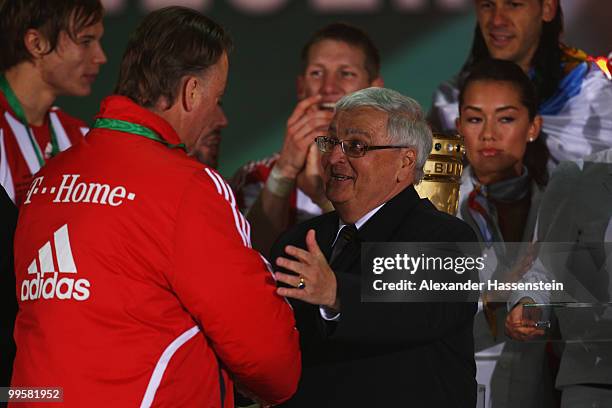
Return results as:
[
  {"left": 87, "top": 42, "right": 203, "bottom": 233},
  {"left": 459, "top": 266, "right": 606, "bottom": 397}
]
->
[
  {"left": 170, "top": 167, "right": 300, "bottom": 405},
  {"left": 230, "top": 157, "right": 276, "bottom": 212}
]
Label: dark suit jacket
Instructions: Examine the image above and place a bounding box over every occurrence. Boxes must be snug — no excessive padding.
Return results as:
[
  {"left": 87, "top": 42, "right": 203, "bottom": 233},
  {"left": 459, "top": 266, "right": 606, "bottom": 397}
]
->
[{"left": 271, "top": 185, "right": 478, "bottom": 407}]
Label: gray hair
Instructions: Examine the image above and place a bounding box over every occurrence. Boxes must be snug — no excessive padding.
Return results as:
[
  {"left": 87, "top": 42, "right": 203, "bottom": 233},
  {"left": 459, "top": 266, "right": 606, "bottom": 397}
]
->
[{"left": 335, "top": 87, "right": 433, "bottom": 183}]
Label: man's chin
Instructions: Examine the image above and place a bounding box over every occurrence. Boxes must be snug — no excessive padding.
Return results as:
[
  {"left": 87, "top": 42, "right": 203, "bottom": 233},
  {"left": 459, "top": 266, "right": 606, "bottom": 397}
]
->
[
  {"left": 486, "top": 48, "right": 520, "bottom": 65},
  {"left": 63, "top": 86, "right": 91, "bottom": 98},
  {"left": 325, "top": 189, "right": 352, "bottom": 206}
]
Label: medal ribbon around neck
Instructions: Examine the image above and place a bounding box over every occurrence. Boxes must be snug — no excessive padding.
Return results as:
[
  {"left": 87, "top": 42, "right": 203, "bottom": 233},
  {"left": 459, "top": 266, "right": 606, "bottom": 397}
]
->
[
  {"left": 0, "top": 73, "right": 60, "bottom": 166},
  {"left": 93, "top": 118, "right": 186, "bottom": 151}
]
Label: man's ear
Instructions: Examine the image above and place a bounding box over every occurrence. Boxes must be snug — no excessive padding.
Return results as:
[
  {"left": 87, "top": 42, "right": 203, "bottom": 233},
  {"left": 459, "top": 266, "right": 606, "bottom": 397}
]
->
[
  {"left": 397, "top": 148, "right": 417, "bottom": 183},
  {"left": 181, "top": 76, "right": 199, "bottom": 112},
  {"left": 370, "top": 76, "right": 384, "bottom": 88},
  {"left": 542, "top": 0, "right": 557, "bottom": 23},
  {"left": 24, "top": 29, "right": 50, "bottom": 59},
  {"left": 296, "top": 75, "right": 305, "bottom": 100}
]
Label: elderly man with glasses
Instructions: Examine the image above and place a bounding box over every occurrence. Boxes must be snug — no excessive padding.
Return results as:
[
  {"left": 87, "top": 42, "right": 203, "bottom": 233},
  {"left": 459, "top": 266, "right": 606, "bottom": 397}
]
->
[{"left": 270, "top": 87, "right": 478, "bottom": 407}]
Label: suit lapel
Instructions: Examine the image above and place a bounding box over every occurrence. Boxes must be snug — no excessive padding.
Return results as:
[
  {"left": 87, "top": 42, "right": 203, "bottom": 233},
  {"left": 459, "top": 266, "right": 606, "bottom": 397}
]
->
[
  {"left": 313, "top": 212, "right": 339, "bottom": 261},
  {"left": 359, "top": 185, "right": 422, "bottom": 242},
  {"left": 330, "top": 237, "right": 360, "bottom": 272}
]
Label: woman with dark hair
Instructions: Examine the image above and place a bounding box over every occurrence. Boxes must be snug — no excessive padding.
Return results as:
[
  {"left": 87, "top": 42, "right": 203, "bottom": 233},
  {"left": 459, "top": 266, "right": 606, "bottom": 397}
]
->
[
  {"left": 456, "top": 58, "right": 556, "bottom": 408},
  {"left": 457, "top": 59, "right": 548, "bottom": 244}
]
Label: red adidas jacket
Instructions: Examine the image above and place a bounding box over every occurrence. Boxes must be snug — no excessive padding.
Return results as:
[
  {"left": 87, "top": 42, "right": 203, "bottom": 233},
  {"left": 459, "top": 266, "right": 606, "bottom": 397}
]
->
[{"left": 11, "top": 96, "right": 301, "bottom": 407}]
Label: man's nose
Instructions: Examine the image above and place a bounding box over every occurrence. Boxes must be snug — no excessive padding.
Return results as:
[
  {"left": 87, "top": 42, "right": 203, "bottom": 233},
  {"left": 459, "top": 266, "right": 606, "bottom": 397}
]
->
[
  {"left": 321, "top": 73, "right": 340, "bottom": 95},
  {"left": 490, "top": 6, "right": 508, "bottom": 27},
  {"left": 327, "top": 142, "right": 347, "bottom": 163},
  {"left": 94, "top": 42, "right": 108, "bottom": 65},
  {"left": 217, "top": 107, "right": 229, "bottom": 129}
]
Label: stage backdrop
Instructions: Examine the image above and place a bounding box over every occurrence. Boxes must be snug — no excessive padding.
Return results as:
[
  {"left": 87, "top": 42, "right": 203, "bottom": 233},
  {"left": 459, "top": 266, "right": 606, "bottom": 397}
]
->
[{"left": 56, "top": 0, "right": 612, "bottom": 177}]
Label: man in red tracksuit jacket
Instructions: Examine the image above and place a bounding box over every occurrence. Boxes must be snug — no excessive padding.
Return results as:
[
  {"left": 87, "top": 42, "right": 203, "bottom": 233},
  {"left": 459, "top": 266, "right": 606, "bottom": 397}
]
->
[{"left": 11, "top": 7, "right": 301, "bottom": 407}]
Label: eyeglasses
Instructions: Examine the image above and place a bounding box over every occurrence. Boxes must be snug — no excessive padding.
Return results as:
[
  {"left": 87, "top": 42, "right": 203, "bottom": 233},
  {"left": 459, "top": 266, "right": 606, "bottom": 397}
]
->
[{"left": 314, "top": 136, "right": 409, "bottom": 158}]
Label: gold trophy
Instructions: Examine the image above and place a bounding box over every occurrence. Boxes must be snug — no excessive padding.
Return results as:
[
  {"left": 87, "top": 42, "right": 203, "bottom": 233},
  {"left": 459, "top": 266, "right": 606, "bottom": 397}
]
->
[{"left": 415, "top": 134, "right": 464, "bottom": 215}]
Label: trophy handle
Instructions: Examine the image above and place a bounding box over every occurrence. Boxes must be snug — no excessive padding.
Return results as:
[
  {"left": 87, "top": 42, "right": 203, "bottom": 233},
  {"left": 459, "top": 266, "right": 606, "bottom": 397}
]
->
[{"left": 414, "top": 133, "right": 465, "bottom": 215}]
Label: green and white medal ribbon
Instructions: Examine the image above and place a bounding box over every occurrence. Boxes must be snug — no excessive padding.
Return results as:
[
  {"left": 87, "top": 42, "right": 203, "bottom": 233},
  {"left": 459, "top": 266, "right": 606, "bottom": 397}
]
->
[
  {"left": 93, "top": 118, "right": 186, "bottom": 151},
  {"left": 0, "top": 73, "right": 60, "bottom": 166}
]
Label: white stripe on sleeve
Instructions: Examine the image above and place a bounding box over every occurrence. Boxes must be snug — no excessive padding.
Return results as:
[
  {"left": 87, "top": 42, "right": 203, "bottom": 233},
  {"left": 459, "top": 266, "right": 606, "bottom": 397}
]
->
[
  {"left": 204, "top": 168, "right": 248, "bottom": 247},
  {"left": 140, "top": 325, "right": 200, "bottom": 408}
]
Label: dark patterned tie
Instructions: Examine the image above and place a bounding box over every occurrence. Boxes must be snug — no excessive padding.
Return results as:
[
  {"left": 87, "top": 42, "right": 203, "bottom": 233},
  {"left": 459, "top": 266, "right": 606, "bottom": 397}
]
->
[{"left": 330, "top": 224, "right": 358, "bottom": 264}]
